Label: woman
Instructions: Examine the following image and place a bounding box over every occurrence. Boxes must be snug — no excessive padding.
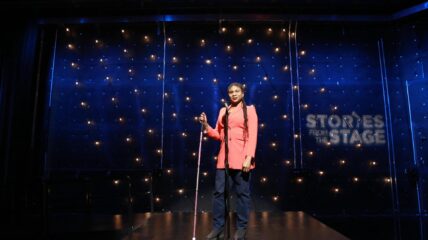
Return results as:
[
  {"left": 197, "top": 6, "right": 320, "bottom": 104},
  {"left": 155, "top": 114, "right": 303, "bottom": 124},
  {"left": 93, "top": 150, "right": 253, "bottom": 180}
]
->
[{"left": 199, "top": 82, "right": 258, "bottom": 240}]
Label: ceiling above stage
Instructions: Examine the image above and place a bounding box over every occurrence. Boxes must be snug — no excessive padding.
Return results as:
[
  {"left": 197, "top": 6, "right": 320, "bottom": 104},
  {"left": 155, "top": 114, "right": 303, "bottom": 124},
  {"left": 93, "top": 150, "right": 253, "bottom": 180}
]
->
[{"left": 0, "top": 0, "right": 426, "bottom": 16}]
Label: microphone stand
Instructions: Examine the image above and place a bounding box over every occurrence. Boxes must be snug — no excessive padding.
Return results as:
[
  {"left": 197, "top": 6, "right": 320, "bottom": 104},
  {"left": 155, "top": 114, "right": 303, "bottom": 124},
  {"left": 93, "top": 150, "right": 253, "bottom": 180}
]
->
[{"left": 223, "top": 104, "right": 231, "bottom": 239}]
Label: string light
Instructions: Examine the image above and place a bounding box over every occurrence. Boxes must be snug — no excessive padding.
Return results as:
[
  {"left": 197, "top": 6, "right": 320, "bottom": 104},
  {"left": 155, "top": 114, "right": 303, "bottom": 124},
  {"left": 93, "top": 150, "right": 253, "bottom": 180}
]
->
[
  {"left": 143, "top": 35, "right": 150, "bottom": 43},
  {"left": 141, "top": 108, "right": 147, "bottom": 113},
  {"left": 296, "top": 178, "right": 303, "bottom": 183},
  {"left": 332, "top": 187, "right": 340, "bottom": 193},
  {"left": 232, "top": 65, "right": 238, "bottom": 70},
  {"left": 272, "top": 196, "right": 279, "bottom": 202},
  {"left": 318, "top": 171, "right": 324, "bottom": 176},
  {"left": 185, "top": 96, "right": 191, "bottom": 102},
  {"left": 94, "top": 141, "right": 101, "bottom": 146},
  {"left": 65, "top": 28, "right": 70, "bottom": 32},
  {"left": 274, "top": 47, "right": 280, "bottom": 53},
  {"left": 166, "top": 169, "right": 172, "bottom": 175},
  {"left": 303, "top": 104, "right": 309, "bottom": 109},
  {"left": 221, "top": 27, "right": 227, "bottom": 33},
  {"left": 273, "top": 95, "right": 279, "bottom": 100},
  {"left": 384, "top": 177, "right": 392, "bottom": 184},
  {"left": 369, "top": 161, "right": 377, "bottom": 166},
  {"left": 352, "top": 177, "right": 359, "bottom": 183},
  {"left": 113, "top": 180, "right": 120, "bottom": 185},
  {"left": 247, "top": 38, "right": 253, "bottom": 44},
  {"left": 177, "top": 189, "right": 184, "bottom": 194},
  {"left": 226, "top": 45, "right": 232, "bottom": 52},
  {"left": 300, "top": 50, "right": 306, "bottom": 56},
  {"left": 213, "top": 78, "right": 218, "bottom": 83},
  {"left": 270, "top": 142, "right": 277, "bottom": 148},
  {"left": 150, "top": 54, "right": 156, "bottom": 61},
  {"left": 284, "top": 160, "right": 291, "bottom": 166},
  {"left": 80, "top": 101, "right": 88, "bottom": 108},
  {"left": 125, "top": 137, "right": 132, "bottom": 143},
  {"left": 148, "top": 129, "right": 154, "bottom": 134},
  {"left": 339, "top": 160, "right": 346, "bottom": 165},
  {"left": 260, "top": 177, "right": 268, "bottom": 183},
  {"left": 200, "top": 39, "right": 206, "bottom": 47},
  {"left": 67, "top": 44, "right": 74, "bottom": 50},
  {"left": 255, "top": 56, "right": 261, "bottom": 62},
  {"left": 237, "top": 27, "right": 244, "bottom": 34},
  {"left": 181, "top": 132, "right": 187, "bottom": 137},
  {"left": 259, "top": 123, "right": 265, "bottom": 129},
  {"left": 320, "top": 87, "right": 326, "bottom": 93},
  {"left": 135, "top": 157, "right": 141, "bottom": 162},
  {"left": 202, "top": 172, "right": 208, "bottom": 177},
  {"left": 282, "top": 115, "right": 288, "bottom": 119},
  {"left": 87, "top": 120, "right": 94, "bottom": 126},
  {"left": 308, "top": 151, "right": 314, "bottom": 156},
  {"left": 205, "top": 59, "right": 212, "bottom": 65},
  {"left": 283, "top": 65, "right": 289, "bottom": 71}
]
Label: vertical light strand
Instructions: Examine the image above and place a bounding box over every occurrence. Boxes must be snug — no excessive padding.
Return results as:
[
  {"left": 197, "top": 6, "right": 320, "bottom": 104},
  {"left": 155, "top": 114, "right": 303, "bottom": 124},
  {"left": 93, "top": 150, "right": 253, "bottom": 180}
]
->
[
  {"left": 160, "top": 21, "right": 167, "bottom": 169},
  {"left": 293, "top": 21, "right": 304, "bottom": 168},
  {"left": 45, "top": 28, "right": 59, "bottom": 176},
  {"left": 287, "top": 21, "right": 297, "bottom": 168},
  {"left": 48, "top": 29, "right": 59, "bottom": 107},
  {"left": 377, "top": 38, "right": 401, "bottom": 237},
  {"left": 405, "top": 80, "right": 424, "bottom": 239}
]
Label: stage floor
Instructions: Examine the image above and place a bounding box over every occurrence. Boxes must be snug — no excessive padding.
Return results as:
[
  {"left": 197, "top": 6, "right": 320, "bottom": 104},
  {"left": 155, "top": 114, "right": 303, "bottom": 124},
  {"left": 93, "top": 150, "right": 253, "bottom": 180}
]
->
[{"left": 49, "top": 211, "right": 349, "bottom": 240}]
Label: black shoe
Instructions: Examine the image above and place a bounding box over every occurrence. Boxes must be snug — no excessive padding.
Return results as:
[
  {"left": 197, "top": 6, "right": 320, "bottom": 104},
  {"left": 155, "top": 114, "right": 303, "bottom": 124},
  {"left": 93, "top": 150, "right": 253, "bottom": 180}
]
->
[
  {"left": 206, "top": 228, "right": 224, "bottom": 239},
  {"left": 233, "top": 228, "right": 247, "bottom": 240}
]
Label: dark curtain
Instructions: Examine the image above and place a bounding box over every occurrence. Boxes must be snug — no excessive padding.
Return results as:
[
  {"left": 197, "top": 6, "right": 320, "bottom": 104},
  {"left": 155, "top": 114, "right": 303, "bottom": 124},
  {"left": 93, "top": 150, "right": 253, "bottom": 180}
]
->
[{"left": 0, "top": 18, "right": 54, "bottom": 236}]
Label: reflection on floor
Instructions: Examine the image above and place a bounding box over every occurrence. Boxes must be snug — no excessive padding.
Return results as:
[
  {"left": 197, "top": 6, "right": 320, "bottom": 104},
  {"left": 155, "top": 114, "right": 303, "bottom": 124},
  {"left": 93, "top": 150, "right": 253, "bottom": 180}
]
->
[{"left": 49, "top": 211, "right": 349, "bottom": 240}]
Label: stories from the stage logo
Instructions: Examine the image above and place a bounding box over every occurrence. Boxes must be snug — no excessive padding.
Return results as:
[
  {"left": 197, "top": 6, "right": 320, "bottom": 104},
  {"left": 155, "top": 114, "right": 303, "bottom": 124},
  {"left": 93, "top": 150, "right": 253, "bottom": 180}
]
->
[{"left": 306, "top": 112, "right": 386, "bottom": 145}]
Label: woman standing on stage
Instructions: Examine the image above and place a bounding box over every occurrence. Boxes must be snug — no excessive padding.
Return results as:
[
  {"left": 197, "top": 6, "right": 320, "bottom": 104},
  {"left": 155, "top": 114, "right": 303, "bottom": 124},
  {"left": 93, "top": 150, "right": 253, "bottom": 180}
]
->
[{"left": 199, "top": 82, "right": 258, "bottom": 240}]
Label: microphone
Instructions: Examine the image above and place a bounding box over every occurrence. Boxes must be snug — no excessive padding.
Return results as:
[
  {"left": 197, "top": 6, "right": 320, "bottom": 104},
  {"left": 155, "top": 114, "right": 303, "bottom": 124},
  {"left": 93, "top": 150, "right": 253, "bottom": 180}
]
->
[{"left": 224, "top": 102, "right": 229, "bottom": 108}]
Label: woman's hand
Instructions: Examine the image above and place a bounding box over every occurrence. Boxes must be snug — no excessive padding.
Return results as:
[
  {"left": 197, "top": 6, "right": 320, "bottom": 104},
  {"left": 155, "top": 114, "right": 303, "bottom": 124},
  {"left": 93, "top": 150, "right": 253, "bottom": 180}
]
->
[
  {"left": 199, "top": 112, "right": 209, "bottom": 129},
  {"left": 242, "top": 156, "right": 252, "bottom": 172}
]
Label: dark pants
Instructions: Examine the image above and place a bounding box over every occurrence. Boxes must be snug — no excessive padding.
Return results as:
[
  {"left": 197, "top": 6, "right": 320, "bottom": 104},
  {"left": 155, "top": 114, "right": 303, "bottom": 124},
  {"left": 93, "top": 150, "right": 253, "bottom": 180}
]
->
[{"left": 213, "top": 169, "right": 251, "bottom": 230}]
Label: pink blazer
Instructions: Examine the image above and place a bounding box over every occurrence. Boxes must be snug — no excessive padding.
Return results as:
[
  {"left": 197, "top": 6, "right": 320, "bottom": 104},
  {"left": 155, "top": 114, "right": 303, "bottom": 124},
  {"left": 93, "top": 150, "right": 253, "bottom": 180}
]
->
[{"left": 206, "top": 105, "right": 258, "bottom": 170}]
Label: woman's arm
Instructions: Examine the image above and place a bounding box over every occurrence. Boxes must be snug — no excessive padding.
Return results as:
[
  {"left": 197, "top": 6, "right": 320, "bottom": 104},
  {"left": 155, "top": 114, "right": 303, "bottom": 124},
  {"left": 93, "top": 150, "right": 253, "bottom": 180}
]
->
[
  {"left": 204, "top": 108, "right": 225, "bottom": 141},
  {"left": 245, "top": 105, "right": 258, "bottom": 158}
]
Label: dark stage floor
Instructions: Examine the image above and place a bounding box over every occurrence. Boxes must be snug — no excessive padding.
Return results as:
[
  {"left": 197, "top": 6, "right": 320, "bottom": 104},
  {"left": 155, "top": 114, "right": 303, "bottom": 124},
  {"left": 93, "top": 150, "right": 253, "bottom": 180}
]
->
[{"left": 47, "top": 211, "right": 349, "bottom": 240}]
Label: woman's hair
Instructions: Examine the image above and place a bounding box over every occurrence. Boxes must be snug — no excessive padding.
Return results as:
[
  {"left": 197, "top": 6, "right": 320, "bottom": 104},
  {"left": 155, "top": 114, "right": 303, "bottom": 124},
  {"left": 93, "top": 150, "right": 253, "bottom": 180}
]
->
[{"left": 227, "top": 82, "right": 249, "bottom": 139}]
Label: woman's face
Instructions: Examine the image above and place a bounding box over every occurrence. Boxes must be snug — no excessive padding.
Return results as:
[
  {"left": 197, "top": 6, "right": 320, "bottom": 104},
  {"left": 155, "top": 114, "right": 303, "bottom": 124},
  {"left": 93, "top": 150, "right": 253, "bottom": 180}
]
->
[{"left": 228, "top": 85, "right": 244, "bottom": 104}]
